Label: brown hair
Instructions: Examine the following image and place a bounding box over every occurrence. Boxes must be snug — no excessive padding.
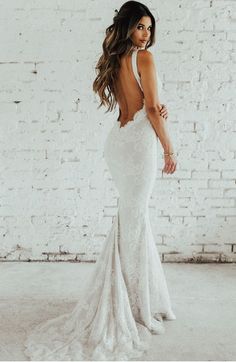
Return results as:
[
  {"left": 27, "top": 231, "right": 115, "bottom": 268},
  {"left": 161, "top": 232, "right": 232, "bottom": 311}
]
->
[{"left": 92, "top": 1, "right": 157, "bottom": 113}]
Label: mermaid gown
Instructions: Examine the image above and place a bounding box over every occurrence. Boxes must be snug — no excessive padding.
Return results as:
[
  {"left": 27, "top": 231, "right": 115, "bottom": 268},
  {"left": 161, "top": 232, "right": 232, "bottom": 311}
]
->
[{"left": 24, "top": 48, "right": 176, "bottom": 361}]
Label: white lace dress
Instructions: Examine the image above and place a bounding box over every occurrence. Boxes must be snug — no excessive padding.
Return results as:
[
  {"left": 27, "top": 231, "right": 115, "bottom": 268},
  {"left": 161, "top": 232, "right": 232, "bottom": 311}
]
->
[{"left": 24, "top": 48, "right": 176, "bottom": 361}]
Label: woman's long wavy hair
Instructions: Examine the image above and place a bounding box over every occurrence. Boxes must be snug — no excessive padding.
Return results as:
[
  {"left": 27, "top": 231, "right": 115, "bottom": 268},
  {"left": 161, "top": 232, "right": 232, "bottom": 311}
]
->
[{"left": 92, "top": 1, "right": 157, "bottom": 113}]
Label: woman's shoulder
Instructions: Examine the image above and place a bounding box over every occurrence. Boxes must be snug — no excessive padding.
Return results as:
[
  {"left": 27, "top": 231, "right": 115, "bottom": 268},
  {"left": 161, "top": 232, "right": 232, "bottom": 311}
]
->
[
  {"left": 138, "top": 48, "right": 152, "bottom": 54},
  {"left": 137, "top": 49, "right": 155, "bottom": 67},
  {"left": 138, "top": 49, "right": 163, "bottom": 90}
]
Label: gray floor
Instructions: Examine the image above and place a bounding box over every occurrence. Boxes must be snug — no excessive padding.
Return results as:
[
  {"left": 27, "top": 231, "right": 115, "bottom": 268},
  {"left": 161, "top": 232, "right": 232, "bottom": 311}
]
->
[{"left": 0, "top": 262, "right": 236, "bottom": 361}]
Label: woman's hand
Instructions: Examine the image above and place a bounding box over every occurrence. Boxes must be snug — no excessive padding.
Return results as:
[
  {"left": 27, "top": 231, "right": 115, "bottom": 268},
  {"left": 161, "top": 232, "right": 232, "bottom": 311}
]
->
[
  {"left": 162, "top": 154, "right": 177, "bottom": 174},
  {"left": 160, "top": 104, "right": 168, "bottom": 120}
]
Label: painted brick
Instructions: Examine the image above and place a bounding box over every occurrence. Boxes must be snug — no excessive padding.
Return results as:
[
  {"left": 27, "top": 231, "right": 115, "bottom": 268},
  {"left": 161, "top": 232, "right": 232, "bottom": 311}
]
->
[{"left": 0, "top": 1, "right": 235, "bottom": 263}]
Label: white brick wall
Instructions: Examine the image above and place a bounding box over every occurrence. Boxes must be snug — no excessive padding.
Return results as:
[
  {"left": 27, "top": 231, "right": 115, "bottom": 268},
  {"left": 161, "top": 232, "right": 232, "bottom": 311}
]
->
[{"left": 0, "top": 0, "right": 236, "bottom": 262}]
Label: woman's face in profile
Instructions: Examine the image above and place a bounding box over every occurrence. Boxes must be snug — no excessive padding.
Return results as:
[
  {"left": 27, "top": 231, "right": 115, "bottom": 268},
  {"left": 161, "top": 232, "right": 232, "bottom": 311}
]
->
[{"left": 130, "top": 16, "right": 152, "bottom": 48}]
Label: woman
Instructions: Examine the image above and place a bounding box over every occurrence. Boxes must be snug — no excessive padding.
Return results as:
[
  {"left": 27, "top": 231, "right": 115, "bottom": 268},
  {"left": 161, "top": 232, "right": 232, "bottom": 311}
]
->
[{"left": 24, "top": 1, "right": 177, "bottom": 360}]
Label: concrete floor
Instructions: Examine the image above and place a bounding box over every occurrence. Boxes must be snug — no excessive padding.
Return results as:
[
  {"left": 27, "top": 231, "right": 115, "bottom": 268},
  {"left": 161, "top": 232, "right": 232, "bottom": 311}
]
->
[{"left": 0, "top": 262, "right": 236, "bottom": 361}]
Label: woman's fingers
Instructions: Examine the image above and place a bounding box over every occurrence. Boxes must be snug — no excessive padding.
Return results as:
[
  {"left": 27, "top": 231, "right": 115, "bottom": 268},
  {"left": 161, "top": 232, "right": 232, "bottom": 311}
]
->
[
  {"left": 170, "top": 163, "right": 177, "bottom": 174},
  {"left": 160, "top": 104, "right": 168, "bottom": 119},
  {"left": 163, "top": 159, "right": 177, "bottom": 174},
  {"left": 163, "top": 160, "right": 172, "bottom": 173}
]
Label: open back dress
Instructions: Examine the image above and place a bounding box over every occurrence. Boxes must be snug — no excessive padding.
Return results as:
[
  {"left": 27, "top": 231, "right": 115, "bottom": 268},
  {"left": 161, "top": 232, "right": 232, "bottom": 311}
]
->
[{"left": 24, "top": 47, "right": 176, "bottom": 361}]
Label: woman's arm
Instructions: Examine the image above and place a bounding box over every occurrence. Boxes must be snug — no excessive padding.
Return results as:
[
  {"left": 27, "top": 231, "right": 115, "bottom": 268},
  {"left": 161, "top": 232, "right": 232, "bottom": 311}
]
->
[{"left": 139, "top": 50, "right": 174, "bottom": 154}]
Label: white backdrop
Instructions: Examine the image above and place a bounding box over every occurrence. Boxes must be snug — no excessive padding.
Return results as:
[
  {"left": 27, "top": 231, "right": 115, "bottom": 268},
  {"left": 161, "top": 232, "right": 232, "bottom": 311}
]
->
[{"left": 0, "top": 0, "right": 235, "bottom": 262}]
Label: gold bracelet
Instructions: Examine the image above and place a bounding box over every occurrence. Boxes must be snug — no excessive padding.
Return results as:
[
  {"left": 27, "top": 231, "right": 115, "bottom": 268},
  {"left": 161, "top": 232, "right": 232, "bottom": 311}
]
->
[{"left": 164, "top": 152, "right": 174, "bottom": 156}]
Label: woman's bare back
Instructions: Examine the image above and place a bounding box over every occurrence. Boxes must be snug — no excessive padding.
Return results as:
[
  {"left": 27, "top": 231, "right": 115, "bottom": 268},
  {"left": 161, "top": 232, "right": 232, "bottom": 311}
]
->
[{"left": 115, "top": 51, "right": 144, "bottom": 128}]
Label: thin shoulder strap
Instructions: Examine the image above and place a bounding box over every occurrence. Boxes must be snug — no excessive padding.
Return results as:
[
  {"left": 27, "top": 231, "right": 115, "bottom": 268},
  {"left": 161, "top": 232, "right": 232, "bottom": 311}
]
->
[{"left": 131, "top": 49, "right": 143, "bottom": 91}]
